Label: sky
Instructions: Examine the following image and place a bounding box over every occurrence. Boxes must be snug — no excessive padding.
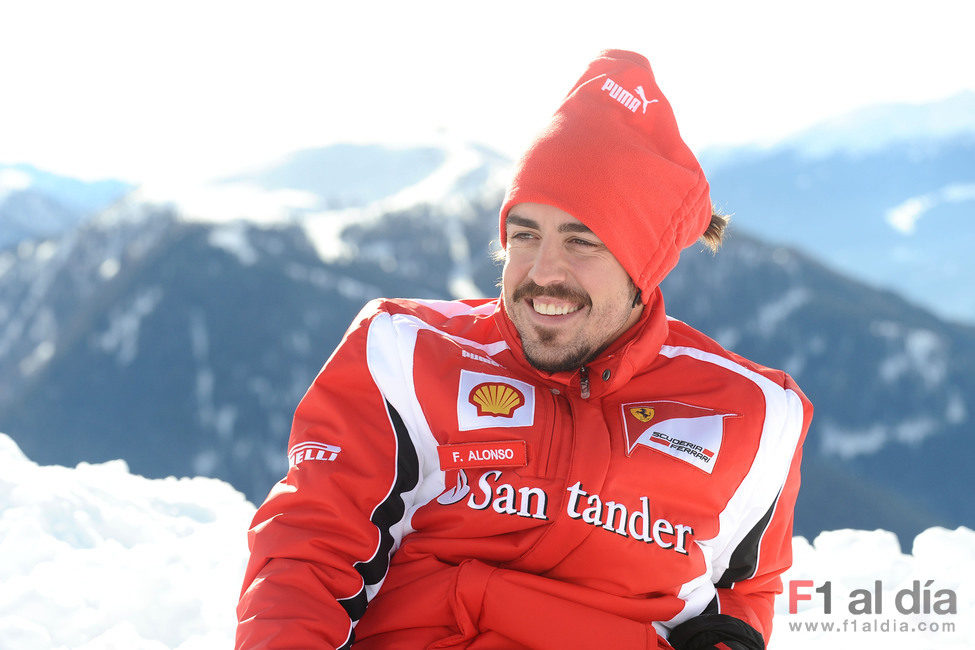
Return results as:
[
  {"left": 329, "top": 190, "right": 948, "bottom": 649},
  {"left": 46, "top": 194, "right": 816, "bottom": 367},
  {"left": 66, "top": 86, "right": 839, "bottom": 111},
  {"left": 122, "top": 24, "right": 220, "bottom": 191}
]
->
[{"left": 2, "top": 0, "right": 974, "bottom": 186}]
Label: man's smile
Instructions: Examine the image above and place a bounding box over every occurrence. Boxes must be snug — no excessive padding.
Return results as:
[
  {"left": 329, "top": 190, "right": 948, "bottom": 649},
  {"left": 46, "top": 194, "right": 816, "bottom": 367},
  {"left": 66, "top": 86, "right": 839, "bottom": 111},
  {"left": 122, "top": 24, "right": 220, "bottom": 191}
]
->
[
  {"left": 501, "top": 203, "right": 643, "bottom": 373},
  {"left": 530, "top": 298, "right": 584, "bottom": 317}
]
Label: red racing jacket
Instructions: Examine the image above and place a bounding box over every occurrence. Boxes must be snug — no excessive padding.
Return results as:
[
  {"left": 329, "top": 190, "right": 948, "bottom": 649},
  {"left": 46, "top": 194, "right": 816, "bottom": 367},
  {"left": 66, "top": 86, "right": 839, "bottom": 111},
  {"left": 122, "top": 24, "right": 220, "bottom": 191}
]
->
[{"left": 236, "top": 289, "right": 812, "bottom": 649}]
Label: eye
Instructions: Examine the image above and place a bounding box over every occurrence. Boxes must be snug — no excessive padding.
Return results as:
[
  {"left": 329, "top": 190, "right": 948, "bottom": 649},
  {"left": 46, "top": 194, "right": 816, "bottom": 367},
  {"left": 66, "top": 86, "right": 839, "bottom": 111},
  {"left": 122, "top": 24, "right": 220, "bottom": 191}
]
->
[
  {"left": 569, "top": 237, "right": 599, "bottom": 248},
  {"left": 509, "top": 230, "right": 537, "bottom": 241}
]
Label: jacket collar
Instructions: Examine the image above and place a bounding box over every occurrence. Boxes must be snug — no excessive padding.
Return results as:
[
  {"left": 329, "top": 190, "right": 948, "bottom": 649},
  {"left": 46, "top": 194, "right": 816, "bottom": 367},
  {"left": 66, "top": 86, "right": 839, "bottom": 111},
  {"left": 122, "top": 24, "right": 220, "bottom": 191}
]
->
[{"left": 494, "top": 287, "right": 670, "bottom": 399}]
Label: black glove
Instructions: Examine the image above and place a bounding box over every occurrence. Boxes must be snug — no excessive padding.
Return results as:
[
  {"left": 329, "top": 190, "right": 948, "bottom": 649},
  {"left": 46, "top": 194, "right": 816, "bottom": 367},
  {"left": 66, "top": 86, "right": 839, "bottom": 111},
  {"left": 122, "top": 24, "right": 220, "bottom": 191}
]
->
[{"left": 667, "top": 614, "right": 765, "bottom": 650}]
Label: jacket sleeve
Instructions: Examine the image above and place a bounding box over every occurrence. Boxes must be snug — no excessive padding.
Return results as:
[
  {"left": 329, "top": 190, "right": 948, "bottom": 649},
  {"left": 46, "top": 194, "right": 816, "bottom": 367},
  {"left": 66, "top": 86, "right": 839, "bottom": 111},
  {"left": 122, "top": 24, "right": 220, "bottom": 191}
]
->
[
  {"left": 236, "top": 301, "right": 423, "bottom": 649},
  {"left": 672, "top": 375, "right": 813, "bottom": 650}
]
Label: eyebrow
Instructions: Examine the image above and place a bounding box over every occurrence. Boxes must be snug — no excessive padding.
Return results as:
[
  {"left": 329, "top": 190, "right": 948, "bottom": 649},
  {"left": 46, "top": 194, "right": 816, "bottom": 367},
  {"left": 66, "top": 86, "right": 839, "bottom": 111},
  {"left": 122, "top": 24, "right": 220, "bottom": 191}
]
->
[{"left": 506, "top": 214, "right": 594, "bottom": 234}]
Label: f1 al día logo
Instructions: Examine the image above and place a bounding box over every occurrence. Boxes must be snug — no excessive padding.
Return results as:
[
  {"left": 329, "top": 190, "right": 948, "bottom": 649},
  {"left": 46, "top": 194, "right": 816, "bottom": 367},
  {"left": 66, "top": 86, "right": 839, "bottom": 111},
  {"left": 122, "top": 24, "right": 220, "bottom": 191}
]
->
[
  {"left": 785, "top": 578, "right": 959, "bottom": 636},
  {"left": 789, "top": 579, "right": 957, "bottom": 615}
]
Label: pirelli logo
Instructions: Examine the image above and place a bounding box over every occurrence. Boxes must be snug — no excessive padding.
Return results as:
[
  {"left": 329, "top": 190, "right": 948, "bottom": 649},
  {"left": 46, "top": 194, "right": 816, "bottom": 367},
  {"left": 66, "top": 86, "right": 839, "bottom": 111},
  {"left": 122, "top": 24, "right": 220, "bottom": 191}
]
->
[{"left": 289, "top": 441, "right": 342, "bottom": 467}]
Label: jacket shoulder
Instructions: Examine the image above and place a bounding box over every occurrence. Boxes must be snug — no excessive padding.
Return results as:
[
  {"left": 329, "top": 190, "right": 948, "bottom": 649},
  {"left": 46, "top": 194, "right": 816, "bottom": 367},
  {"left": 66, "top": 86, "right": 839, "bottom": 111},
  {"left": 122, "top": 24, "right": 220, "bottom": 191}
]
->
[
  {"left": 345, "top": 298, "right": 502, "bottom": 347},
  {"left": 352, "top": 297, "right": 495, "bottom": 324}
]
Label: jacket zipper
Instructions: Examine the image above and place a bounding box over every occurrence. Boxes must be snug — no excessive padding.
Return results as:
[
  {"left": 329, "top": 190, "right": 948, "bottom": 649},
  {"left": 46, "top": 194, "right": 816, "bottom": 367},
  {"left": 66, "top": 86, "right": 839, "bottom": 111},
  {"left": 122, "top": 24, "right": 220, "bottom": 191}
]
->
[
  {"left": 539, "top": 389, "right": 566, "bottom": 477},
  {"left": 579, "top": 365, "right": 590, "bottom": 399}
]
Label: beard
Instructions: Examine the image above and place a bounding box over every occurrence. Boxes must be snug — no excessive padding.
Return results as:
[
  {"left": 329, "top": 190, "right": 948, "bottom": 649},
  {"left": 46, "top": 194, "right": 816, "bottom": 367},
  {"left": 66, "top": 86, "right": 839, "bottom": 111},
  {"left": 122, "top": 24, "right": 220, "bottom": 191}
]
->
[
  {"left": 509, "top": 280, "right": 598, "bottom": 373},
  {"left": 521, "top": 331, "right": 598, "bottom": 373},
  {"left": 506, "top": 278, "right": 642, "bottom": 374}
]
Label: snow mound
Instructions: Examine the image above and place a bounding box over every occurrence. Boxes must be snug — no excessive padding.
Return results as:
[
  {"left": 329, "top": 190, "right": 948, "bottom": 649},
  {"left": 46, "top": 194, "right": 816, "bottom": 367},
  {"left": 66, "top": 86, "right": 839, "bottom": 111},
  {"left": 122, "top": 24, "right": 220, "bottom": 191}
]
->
[
  {"left": 1, "top": 432, "right": 971, "bottom": 648},
  {"left": 778, "top": 527, "right": 974, "bottom": 647},
  {"left": 0, "top": 433, "right": 255, "bottom": 649}
]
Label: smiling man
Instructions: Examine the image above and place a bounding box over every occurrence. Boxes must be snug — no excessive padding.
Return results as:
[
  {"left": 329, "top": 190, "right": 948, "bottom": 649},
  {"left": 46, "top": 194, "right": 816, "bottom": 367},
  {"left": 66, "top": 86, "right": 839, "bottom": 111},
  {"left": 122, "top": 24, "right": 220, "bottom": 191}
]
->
[
  {"left": 237, "top": 50, "right": 813, "bottom": 650},
  {"left": 504, "top": 204, "right": 643, "bottom": 375}
]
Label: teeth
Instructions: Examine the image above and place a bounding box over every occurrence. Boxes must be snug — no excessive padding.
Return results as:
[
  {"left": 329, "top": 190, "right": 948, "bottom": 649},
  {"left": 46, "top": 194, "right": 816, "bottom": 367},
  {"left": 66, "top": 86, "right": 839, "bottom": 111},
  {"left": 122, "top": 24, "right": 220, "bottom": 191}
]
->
[{"left": 533, "top": 301, "right": 580, "bottom": 316}]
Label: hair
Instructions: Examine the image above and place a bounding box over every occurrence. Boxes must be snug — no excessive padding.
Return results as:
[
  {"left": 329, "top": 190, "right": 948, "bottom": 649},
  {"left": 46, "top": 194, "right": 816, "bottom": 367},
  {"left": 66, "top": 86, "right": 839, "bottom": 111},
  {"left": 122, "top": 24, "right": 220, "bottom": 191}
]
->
[
  {"left": 490, "top": 239, "right": 506, "bottom": 265},
  {"left": 699, "top": 205, "right": 730, "bottom": 253}
]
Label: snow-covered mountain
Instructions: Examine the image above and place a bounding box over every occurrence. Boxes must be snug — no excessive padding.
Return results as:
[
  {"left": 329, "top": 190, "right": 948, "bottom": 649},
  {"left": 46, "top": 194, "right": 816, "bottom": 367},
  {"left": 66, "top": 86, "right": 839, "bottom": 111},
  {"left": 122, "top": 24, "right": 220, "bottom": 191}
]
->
[
  {"left": 146, "top": 139, "right": 511, "bottom": 226},
  {"left": 1, "top": 177, "right": 972, "bottom": 548},
  {"left": 704, "top": 91, "right": 975, "bottom": 163},
  {"left": 2, "top": 432, "right": 972, "bottom": 649},
  {"left": 699, "top": 91, "right": 975, "bottom": 323},
  {"left": 0, "top": 164, "right": 132, "bottom": 250}
]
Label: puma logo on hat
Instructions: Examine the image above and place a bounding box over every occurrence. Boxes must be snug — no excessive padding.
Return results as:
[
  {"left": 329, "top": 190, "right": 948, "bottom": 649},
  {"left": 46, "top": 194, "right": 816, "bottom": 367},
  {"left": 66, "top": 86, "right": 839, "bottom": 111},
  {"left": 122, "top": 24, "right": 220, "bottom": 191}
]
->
[
  {"left": 600, "top": 78, "right": 658, "bottom": 114},
  {"left": 635, "top": 85, "right": 658, "bottom": 113},
  {"left": 500, "top": 49, "right": 712, "bottom": 301}
]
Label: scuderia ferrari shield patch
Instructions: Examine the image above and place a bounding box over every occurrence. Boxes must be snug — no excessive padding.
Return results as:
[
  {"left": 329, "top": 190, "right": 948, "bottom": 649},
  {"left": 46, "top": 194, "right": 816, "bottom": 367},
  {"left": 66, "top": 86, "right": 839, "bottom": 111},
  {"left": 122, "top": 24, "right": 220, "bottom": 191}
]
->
[
  {"left": 457, "top": 370, "right": 535, "bottom": 431},
  {"left": 621, "top": 400, "right": 735, "bottom": 473}
]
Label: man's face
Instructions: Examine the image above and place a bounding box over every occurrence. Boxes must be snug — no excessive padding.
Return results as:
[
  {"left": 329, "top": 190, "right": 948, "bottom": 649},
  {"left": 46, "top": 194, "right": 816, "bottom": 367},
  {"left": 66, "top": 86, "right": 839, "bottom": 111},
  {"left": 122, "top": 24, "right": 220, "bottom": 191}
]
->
[{"left": 502, "top": 202, "right": 643, "bottom": 373}]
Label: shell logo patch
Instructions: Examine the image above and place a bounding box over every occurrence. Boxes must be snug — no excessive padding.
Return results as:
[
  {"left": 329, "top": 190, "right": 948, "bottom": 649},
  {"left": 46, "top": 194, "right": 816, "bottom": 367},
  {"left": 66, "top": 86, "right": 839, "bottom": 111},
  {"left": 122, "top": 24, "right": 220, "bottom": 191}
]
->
[
  {"left": 621, "top": 400, "right": 735, "bottom": 474},
  {"left": 458, "top": 370, "right": 534, "bottom": 431},
  {"left": 469, "top": 382, "right": 525, "bottom": 417}
]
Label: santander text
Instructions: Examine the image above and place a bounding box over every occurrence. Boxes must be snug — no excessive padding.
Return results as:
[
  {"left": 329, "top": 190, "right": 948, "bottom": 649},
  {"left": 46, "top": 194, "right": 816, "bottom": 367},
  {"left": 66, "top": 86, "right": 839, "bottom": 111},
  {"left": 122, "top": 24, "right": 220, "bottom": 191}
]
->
[
  {"left": 566, "top": 481, "right": 693, "bottom": 553},
  {"left": 468, "top": 470, "right": 548, "bottom": 520}
]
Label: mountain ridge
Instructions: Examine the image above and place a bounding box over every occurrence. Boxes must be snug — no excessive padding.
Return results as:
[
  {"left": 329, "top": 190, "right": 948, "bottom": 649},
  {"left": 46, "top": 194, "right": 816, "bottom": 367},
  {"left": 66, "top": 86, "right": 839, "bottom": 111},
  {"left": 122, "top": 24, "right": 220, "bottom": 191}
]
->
[
  {"left": 1, "top": 95, "right": 972, "bottom": 549},
  {"left": 1, "top": 194, "right": 972, "bottom": 548}
]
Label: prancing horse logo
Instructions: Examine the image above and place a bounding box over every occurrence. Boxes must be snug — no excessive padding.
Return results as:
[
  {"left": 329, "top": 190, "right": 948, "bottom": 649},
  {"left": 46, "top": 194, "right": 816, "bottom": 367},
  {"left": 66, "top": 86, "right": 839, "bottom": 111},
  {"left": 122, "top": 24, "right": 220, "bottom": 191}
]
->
[{"left": 630, "top": 406, "right": 655, "bottom": 423}]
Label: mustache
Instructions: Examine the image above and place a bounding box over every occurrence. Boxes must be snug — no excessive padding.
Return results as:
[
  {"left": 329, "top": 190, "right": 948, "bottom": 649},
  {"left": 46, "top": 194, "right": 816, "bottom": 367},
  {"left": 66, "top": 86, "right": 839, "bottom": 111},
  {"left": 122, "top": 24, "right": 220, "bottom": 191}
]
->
[{"left": 512, "top": 280, "right": 591, "bottom": 307}]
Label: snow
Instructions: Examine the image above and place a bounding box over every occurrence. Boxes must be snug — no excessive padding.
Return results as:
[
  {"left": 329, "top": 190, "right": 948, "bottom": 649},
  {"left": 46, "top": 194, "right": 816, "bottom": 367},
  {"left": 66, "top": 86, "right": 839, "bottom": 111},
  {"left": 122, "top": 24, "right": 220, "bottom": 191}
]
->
[
  {"left": 0, "top": 251, "right": 14, "bottom": 280},
  {"left": 945, "top": 391, "right": 967, "bottom": 425},
  {"left": 892, "top": 417, "right": 938, "bottom": 446},
  {"left": 97, "top": 258, "right": 120, "bottom": 280},
  {"left": 700, "top": 91, "right": 975, "bottom": 173},
  {"left": 370, "top": 142, "right": 496, "bottom": 213},
  {"left": 188, "top": 312, "right": 238, "bottom": 446},
  {"left": 820, "top": 422, "right": 889, "bottom": 459},
  {"left": 165, "top": 140, "right": 506, "bottom": 226},
  {"left": 756, "top": 287, "right": 809, "bottom": 335},
  {"left": 95, "top": 287, "right": 165, "bottom": 367},
  {"left": 885, "top": 182, "right": 975, "bottom": 235},
  {"left": 777, "top": 92, "right": 975, "bottom": 161},
  {"left": 819, "top": 407, "right": 951, "bottom": 458},
  {"left": 18, "top": 340, "right": 55, "bottom": 377},
  {"left": 34, "top": 241, "right": 58, "bottom": 264},
  {"left": 1, "top": 431, "right": 972, "bottom": 649},
  {"left": 714, "top": 327, "right": 741, "bottom": 350},
  {"left": 92, "top": 192, "right": 159, "bottom": 228},
  {"left": 0, "top": 433, "right": 255, "bottom": 650},
  {"left": 777, "top": 528, "right": 975, "bottom": 647},
  {"left": 207, "top": 223, "right": 259, "bottom": 266},
  {"left": 872, "top": 321, "right": 948, "bottom": 390},
  {"left": 301, "top": 209, "right": 360, "bottom": 262},
  {"left": 17, "top": 306, "right": 58, "bottom": 377},
  {"left": 282, "top": 262, "right": 382, "bottom": 302},
  {"left": 0, "top": 168, "right": 33, "bottom": 200},
  {"left": 142, "top": 139, "right": 510, "bottom": 273},
  {"left": 153, "top": 183, "right": 319, "bottom": 225}
]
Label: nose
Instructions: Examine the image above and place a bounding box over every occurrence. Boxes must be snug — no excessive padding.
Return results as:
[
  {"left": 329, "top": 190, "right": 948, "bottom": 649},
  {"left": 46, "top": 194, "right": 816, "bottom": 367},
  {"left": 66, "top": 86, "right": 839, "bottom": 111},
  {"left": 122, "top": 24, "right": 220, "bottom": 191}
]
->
[{"left": 526, "top": 239, "right": 569, "bottom": 287}]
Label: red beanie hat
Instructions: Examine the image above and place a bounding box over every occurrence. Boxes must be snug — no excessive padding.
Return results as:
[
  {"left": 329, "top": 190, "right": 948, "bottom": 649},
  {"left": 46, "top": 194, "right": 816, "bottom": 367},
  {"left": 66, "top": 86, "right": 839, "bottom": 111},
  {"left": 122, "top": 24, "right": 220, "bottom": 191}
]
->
[{"left": 499, "top": 49, "right": 711, "bottom": 302}]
